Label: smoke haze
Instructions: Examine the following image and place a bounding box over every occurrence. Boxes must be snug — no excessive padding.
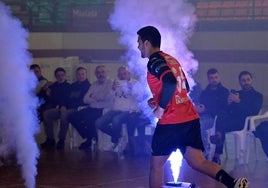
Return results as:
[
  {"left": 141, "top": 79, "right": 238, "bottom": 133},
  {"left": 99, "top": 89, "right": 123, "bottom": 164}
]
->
[
  {"left": 0, "top": 2, "right": 39, "bottom": 188},
  {"left": 109, "top": 0, "right": 199, "bottom": 118}
]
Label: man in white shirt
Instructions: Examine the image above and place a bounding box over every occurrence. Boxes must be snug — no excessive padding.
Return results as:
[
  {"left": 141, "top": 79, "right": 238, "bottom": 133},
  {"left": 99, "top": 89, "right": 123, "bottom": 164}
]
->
[
  {"left": 96, "top": 66, "right": 140, "bottom": 152},
  {"left": 69, "top": 65, "right": 113, "bottom": 150}
]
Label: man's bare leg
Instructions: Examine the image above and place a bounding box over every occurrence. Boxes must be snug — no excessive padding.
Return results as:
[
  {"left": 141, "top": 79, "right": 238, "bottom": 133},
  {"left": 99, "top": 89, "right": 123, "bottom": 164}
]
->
[
  {"left": 149, "top": 155, "right": 169, "bottom": 188},
  {"left": 184, "top": 146, "right": 221, "bottom": 178}
]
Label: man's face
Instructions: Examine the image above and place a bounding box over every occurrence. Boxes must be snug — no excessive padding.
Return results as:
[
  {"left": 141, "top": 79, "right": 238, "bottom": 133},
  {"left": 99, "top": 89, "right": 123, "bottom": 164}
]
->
[
  {"left": 239, "top": 74, "right": 253, "bottom": 91},
  {"left": 32, "top": 67, "right": 42, "bottom": 78},
  {"left": 137, "top": 36, "right": 146, "bottom": 58},
  {"left": 117, "top": 67, "right": 130, "bottom": 80},
  {"left": 55, "top": 71, "right": 66, "bottom": 83},
  {"left": 207, "top": 73, "right": 220, "bottom": 86},
  {"left": 76, "top": 69, "right": 87, "bottom": 82},
  {"left": 95, "top": 67, "right": 107, "bottom": 83}
]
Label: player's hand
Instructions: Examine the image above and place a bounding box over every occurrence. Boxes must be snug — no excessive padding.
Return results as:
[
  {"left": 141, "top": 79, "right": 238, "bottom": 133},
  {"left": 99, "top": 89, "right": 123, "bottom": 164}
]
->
[
  {"left": 154, "top": 106, "right": 164, "bottom": 119},
  {"left": 148, "top": 98, "right": 156, "bottom": 109}
]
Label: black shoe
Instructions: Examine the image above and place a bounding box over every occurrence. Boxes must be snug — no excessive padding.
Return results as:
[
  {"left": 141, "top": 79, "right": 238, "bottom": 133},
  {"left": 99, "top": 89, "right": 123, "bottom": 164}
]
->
[
  {"left": 79, "top": 140, "right": 91, "bottom": 151},
  {"left": 40, "top": 139, "right": 55, "bottom": 149},
  {"left": 212, "top": 157, "right": 221, "bottom": 165},
  {"left": 56, "top": 139, "right": 65, "bottom": 150}
]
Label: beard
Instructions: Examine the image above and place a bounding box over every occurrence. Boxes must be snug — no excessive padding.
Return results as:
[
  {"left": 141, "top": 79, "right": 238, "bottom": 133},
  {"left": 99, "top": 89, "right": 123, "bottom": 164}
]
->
[
  {"left": 242, "top": 84, "right": 252, "bottom": 91},
  {"left": 141, "top": 51, "right": 146, "bottom": 58}
]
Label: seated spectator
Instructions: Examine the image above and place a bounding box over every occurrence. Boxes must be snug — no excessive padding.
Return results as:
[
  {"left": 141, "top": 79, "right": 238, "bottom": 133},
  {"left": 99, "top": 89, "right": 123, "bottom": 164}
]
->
[
  {"left": 96, "top": 66, "right": 140, "bottom": 153},
  {"left": 195, "top": 68, "right": 229, "bottom": 159},
  {"left": 126, "top": 113, "right": 151, "bottom": 156},
  {"left": 253, "top": 121, "right": 268, "bottom": 158},
  {"left": 40, "top": 67, "right": 71, "bottom": 149},
  {"left": 210, "top": 71, "right": 263, "bottom": 164},
  {"left": 30, "top": 64, "right": 48, "bottom": 122},
  {"left": 41, "top": 67, "right": 90, "bottom": 149},
  {"left": 69, "top": 65, "right": 113, "bottom": 151}
]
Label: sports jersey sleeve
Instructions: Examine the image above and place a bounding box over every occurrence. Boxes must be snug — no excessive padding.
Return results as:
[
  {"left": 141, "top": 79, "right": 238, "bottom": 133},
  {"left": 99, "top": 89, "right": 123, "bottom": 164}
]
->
[{"left": 148, "top": 57, "right": 176, "bottom": 109}]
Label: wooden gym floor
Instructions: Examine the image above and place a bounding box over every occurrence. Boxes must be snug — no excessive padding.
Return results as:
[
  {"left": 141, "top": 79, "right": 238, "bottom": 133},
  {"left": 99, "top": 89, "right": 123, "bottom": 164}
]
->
[{"left": 0, "top": 133, "right": 267, "bottom": 188}]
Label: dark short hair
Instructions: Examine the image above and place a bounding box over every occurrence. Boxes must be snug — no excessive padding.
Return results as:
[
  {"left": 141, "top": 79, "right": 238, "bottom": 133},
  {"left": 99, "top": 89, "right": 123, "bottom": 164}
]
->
[
  {"left": 207, "top": 68, "right": 218, "bottom": 76},
  {"left": 76, "top": 66, "right": 87, "bottom": 73},
  {"left": 30, "top": 64, "right": 40, "bottom": 70},
  {"left": 54, "top": 67, "right": 65, "bottom": 76},
  {"left": 238, "top": 70, "right": 252, "bottom": 80},
  {"left": 137, "top": 26, "right": 161, "bottom": 48}
]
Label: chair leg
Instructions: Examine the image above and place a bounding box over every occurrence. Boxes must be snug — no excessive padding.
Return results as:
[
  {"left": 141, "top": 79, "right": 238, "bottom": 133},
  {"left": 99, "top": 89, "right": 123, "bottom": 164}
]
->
[
  {"left": 254, "top": 137, "right": 259, "bottom": 161},
  {"left": 69, "top": 126, "right": 81, "bottom": 149},
  {"left": 208, "top": 139, "right": 215, "bottom": 161},
  {"left": 235, "top": 135, "right": 240, "bottom": 161},
  {"left": 204, "top": 130, "right": 212, "bottom": 160},
  {"left": 245, "top": 134, "right": 251, "bottom": 164},
  {"left": 238, "top": 133, "right": 250, "bottom": 164},
  {"left": 69, "top": 126, "right": 74, "bottom": 150},
  {"left": 237, "top": 134, "right": 246, "bottom": 164},
  {"left": 224, "top": 141, "right": 228, "bottom": 159}
]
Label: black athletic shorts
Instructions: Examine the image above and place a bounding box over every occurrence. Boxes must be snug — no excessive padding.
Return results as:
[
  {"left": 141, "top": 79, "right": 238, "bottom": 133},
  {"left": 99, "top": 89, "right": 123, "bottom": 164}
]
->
[{"left": 151, "top": 118, "right": 204, "bottom": 156}]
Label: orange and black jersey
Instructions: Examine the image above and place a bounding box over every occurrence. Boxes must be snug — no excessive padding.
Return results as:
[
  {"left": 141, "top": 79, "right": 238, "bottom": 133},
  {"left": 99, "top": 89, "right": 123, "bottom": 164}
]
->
[
  {"left": 147, "top": 51, "right": 199, "bottom": 125},
  {"left": 147, "top": 52, "right": 177, "bottom": 109}
]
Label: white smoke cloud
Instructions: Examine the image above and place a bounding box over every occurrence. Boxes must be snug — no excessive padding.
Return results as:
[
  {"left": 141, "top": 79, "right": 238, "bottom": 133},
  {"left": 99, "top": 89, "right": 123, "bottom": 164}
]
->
[
  {"left": 109, "top": 0, "right": 199, "bottom": 118},
  {"left": 0, "top": 2, "right": 39, "bottom": 188}
]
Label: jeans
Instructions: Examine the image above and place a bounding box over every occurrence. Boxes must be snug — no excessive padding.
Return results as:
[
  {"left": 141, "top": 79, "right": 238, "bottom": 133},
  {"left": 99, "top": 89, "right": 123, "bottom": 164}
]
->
[
  {"left": 96, "top": 110, "right": 130, "bottom": 144},
  {"left": 43, "top": 108, "right": 76, "bottom": 140},
  {"left": 69, "top": 107, "right": 103, "bottom": 141}
]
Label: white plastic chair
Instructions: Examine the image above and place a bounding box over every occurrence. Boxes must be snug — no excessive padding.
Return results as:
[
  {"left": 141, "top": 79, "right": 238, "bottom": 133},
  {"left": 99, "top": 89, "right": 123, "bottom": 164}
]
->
[
  {"left": 246, "top": 110, "right": 268, "bottom": 162},
  {"left": 224, "top": 109, "right": 268, "bottom": 164},
  {"left": 206, "top": 116, "right": 217, "bottom": 160},
  {"left": 224, "top": 116, "right": 253, "bottom": 164},
  {"left": 69, "top": 125, "right": 82, "bottom": 149}
]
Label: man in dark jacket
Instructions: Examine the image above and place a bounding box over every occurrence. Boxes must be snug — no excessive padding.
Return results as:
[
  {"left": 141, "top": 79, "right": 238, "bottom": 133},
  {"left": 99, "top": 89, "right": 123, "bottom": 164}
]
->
[
  {"left": 211, "top": 71, "right": 263, "bottom": 164},
  {"left": 30, "top": 64, "right": 48, "bottom": 122},
  {"left": 41, "top": 67, "right": 90, "bottom": 150},
  {"left": 196, "top": 68, "right": 229, "bottom": 159}
]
